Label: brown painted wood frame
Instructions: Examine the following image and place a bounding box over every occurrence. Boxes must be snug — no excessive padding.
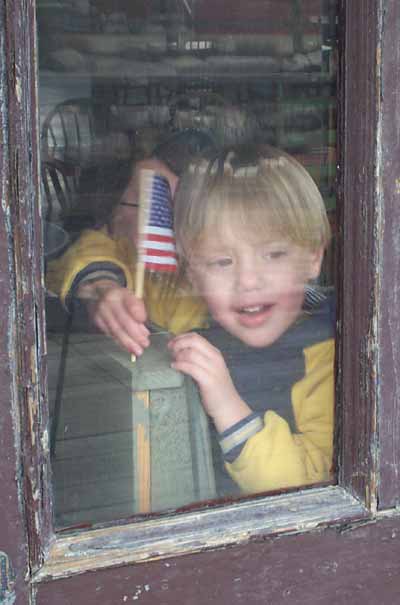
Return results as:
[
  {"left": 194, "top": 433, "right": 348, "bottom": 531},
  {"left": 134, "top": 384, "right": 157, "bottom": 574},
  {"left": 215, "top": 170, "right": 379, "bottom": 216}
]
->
[
  {"left": 1, "top": 0, "right": 399, "bottom": 595},
  {"left": 335, "top": 0, "right": 380, "bottom": 507},
  {"left": 1, "top": 0, "right": 53, "bottom": 574},
  {"left": 377, "top": 0, "right": 400, "bottom": 509},
  {"left": 0, "top": 0, "right": 32, "bottom": 594},
  {"left": 35, "top": 516, "right": 400, "bottom": 605}
]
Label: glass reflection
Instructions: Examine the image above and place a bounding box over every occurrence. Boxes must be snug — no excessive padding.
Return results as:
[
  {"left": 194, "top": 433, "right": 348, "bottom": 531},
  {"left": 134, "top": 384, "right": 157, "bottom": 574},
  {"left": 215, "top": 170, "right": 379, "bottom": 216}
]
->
[{"left": 38, "top": 0, "right": 338, "bottom": 529}]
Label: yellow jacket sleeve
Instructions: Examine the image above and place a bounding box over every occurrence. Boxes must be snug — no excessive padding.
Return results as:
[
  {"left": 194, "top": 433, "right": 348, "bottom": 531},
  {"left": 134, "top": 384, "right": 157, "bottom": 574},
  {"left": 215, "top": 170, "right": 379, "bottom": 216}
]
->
[
  {"left": 46, "top": 227, "right": 135, "bottom": 301},
  {"left": 46, "top": 227, "right": 208, "bottom": 335},
  {"left": 226, "top": 339, "right": 334, "bottom": 493}
]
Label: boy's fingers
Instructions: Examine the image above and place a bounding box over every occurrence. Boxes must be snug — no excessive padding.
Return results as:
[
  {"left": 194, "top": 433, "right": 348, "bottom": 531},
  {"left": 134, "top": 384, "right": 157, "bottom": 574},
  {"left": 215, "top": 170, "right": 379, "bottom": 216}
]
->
[
  {"left": 173, "top": 346, "right": 210, "bottom": 369},
  {"left": 171, "top": 360, "right": 210, "bottom": 386},
  {"left": 87, "top": 287, "right": 150, "bottom": 354},
  {"left": 104, "top": 296, "right": 149, "bottom": 340},
  {"left": 119, "top": 321, "right": 150, "bottom": 349},
  {"left": 171, "top": 347, "right": 224, "bottom": 388},
  {"left": 100, "top": 305, "right": 150, "bottom": 349},
  {"left": 93, "top": 314, "right": 111, "bottom": 337},
  {"left": 117, "top": 332, "right": 144, "bottom": 356},
  {"left": 124, "top": 294, "right": 148, "bottom": 325},
  {"left": 169, "top": 332, "right": 204, "bottom": 350},
  {"left": 169, "top": 333, "right": 219, "bottom": 360}
]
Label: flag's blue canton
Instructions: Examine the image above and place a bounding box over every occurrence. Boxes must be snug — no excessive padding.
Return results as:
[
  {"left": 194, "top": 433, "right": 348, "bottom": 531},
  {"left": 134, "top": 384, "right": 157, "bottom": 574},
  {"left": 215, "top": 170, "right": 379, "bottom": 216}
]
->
[{"left": 148, "top": 175, "right": 173, "bottom": 229}]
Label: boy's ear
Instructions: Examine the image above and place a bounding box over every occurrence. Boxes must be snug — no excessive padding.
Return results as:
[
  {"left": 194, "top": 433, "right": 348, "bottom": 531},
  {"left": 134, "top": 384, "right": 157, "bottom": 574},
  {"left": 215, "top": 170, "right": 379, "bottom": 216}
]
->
[{"left": 307, "top": 246, "right": 325, "bottom": 280}]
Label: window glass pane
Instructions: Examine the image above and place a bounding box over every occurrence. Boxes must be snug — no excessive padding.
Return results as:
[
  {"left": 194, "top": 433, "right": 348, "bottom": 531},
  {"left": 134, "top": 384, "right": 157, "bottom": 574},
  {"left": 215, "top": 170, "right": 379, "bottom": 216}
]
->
[{"left": 38, "top": 0, "right": 338, "bottom": 529}]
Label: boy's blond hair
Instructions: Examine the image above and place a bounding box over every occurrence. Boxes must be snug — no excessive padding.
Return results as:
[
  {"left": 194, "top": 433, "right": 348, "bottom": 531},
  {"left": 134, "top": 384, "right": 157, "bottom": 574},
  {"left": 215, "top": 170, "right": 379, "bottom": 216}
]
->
[{"left": 174, "top": 144, "right": 331, "bottom": 260}]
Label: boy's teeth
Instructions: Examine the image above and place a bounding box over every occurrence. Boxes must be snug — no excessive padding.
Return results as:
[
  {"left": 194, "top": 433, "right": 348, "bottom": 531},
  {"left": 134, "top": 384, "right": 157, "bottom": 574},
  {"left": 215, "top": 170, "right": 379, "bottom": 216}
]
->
[{"left": 242, "top": 305, "right": 263, "bottom": 313}]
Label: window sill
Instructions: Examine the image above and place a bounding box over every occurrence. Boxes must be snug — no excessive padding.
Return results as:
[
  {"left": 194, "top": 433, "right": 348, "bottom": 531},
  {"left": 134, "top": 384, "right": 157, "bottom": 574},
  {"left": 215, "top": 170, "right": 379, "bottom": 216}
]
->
[{"left": 35, "top": 485, "right": 368, "bottom": 581}]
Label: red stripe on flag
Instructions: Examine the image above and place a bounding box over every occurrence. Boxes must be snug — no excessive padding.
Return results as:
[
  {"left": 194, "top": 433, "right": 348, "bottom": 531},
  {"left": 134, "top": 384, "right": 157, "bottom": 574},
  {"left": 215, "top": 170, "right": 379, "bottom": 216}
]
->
[
  {"left": 144, "top": 249, "right": 178, "bottom": 259},
  {"left": 145, "top": 233, "right": 175, "bottom": 243},
  {"left": 144, "top": 262, "right": 177, "bottom": 273}
]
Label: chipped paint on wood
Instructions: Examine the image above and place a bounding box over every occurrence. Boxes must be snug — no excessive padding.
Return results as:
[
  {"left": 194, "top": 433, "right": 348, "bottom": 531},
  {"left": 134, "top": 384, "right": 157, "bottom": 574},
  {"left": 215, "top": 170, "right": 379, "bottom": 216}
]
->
[
  {"left": 377, "top": 0, "right": 400, "bottom": 509},
  {"left": 1, "top": 0, "right": 53, "bottom": 589},
  {"left": 34, "top": 487, "right": 367, "bottom": 581},
  {"left": 0, "top": 1, "right": 36, "bottom": 603},
  {"left": 336, "top": 0, "right": 381, "bottom": 509},
  {"left": 35, "top": 516, "right": 400, "bottom": 605}
]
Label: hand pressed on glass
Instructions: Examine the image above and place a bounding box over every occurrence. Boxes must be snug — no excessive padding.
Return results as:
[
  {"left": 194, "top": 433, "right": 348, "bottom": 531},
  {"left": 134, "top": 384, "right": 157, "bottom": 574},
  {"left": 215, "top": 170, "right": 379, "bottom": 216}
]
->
[{"left": 169, "top": 332, "right": 251, "bottom": 433}]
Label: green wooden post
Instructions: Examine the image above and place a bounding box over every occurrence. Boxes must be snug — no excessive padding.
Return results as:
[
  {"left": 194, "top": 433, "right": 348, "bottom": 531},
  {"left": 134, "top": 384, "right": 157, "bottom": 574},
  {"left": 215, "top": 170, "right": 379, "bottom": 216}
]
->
[{"left": 131, "top": 333, "right": 216, "bottom": 512}]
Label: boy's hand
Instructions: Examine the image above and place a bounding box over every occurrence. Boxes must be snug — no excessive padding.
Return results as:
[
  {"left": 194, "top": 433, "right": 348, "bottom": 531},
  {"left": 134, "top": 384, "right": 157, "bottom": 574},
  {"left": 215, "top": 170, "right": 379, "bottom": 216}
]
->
[
  {"left": 79, "top": 281, "right": 150, "bottom": 356},
  {"left": 168, "top": 332, "right": 252, "bottom": 433}
]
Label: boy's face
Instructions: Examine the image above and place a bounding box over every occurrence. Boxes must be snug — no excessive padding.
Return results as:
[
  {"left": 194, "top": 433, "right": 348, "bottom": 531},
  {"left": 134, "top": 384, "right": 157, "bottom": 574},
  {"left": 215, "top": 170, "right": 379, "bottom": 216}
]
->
[{"left": 187, "top": 224, "right": 323, "bottom": 348}]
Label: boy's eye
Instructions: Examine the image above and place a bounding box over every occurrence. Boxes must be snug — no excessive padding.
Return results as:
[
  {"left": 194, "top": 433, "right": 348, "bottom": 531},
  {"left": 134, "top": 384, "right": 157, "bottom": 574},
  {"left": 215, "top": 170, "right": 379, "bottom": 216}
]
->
[
  {"left": 264, "top": 250, "right": 288, "bottom": 260},
  {"left": 207, "top": 257, "right": 232, "bottom": 268}
]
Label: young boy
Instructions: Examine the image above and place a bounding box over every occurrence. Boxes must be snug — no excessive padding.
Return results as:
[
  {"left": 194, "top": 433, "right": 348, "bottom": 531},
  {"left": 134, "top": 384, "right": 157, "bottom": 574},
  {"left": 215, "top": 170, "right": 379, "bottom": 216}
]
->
[
  {"left": 167, "top": 146, "right": 334, "bottom": 495},
  {"left": 47, "top": 145, "right": 334, "bottom": 496}
]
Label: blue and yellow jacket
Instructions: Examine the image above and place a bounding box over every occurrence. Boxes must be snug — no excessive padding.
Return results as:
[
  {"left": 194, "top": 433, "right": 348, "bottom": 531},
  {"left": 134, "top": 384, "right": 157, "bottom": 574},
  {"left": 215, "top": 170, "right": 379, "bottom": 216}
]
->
[
  {"left": 47, "top": 227, "right": 334, "bottom": 495},
  {"left": 205, "top": 300, "right": 334, "bottom": 495}
]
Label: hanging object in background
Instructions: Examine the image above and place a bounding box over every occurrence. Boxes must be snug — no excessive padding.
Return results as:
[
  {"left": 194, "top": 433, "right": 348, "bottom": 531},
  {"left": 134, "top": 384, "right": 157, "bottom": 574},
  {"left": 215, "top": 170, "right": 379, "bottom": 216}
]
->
[{"left": 173, "top": 104, "right": 257, "bottom": 148}]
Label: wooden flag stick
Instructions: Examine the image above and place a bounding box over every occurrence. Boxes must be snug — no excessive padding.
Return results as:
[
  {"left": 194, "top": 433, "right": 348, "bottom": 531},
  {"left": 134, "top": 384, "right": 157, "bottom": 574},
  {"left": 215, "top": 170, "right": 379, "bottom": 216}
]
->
[
  {"left": 132, "top": 168, "right": 155, "bottom": 363},
  {"left": 135, "top": 168, "right": 155, "bottom": 298},
  {"left": 134, "top": 260, "right": 145, "bottom": 300},
  {"left": 132, "top": 169, "right": 155, "bottom": 513}
]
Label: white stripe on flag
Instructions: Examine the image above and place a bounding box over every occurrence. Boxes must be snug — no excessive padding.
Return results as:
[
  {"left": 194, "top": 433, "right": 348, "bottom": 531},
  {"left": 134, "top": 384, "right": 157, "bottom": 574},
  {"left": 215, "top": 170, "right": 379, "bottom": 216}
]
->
[
  {"left": 143, "top": 226, "right": 174, "bottom": 237},
  {"left": 142, "top": 240, "right": 176, "bottom": 251},
  {"left": 142, "top": 255, "right": 178, "bottom": 265}
]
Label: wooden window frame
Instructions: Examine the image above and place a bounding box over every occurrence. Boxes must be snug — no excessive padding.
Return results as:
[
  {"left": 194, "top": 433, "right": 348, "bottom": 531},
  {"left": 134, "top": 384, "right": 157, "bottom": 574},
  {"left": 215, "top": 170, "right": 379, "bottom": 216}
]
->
[{"left": 2, "top": 0, "right": 399, "bottom": 584}]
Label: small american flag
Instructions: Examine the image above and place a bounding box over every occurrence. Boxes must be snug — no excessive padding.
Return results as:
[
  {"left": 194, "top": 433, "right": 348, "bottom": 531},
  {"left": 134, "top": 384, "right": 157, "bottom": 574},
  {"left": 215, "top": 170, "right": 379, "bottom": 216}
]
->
[{"left": 140, "top": 173, "right": 178, "bottom": 273}]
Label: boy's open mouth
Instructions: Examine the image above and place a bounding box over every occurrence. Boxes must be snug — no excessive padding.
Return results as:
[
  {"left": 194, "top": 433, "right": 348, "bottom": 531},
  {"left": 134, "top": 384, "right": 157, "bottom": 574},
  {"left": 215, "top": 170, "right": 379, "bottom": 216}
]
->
[
  {"left": 238, "top": 304, "right": 274, "bottom": 315},
  {"left": 236, "top": 303, "right": 275, "bottom": 327}
]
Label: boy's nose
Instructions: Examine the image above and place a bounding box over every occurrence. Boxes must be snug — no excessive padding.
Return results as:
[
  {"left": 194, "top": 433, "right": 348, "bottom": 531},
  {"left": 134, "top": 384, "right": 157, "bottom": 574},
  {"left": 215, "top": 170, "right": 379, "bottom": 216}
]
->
[{"left": 235, "top": 259, "right": 264, "bottom": 292}]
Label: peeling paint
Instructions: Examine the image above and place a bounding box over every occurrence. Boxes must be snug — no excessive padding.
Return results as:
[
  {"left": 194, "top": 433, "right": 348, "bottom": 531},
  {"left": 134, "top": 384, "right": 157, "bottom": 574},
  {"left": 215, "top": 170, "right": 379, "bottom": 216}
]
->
[
  {"left": 27, "top": 393, "right": 36, "bottom": 447},
  {"left": 41, "top": 428, "right": 49, "bottom": 453},
  {"left": 125, "top": 584, "right": 151, "bottom": 601},
  {"left": 0, "top": 552, "right": 16, "bottom": 604},
  {"left": 1, "top": 594, "right": 16, "bottom": 605},
  {"left": 34, "top": 487, "right": 368, "bottom": 582}
]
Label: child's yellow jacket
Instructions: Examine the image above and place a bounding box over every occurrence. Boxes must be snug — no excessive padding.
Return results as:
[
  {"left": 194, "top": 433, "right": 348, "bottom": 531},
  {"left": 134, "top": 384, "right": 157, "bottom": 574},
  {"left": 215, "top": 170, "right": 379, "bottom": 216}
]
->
[
  {"left": 47, "top": 227, "right": 334, "bottom": 495},
  {"left": 47, "top": 227, "right": 207, "bottom": 334}
]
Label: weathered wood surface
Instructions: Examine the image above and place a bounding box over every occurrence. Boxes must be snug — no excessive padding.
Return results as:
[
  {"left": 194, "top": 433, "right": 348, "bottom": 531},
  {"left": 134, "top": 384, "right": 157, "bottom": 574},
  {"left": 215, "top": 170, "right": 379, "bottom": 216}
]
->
[
  {"left": 1, "top": 1, "right": 46, "bottom": 603},
  {"left": 36, "top": 487, "right": 366, "bottom": 580},
  {"left": 377, "top": 0, "right": 400, "bottom": 509},
  {"left": 0, "top": 4, "right": 31, "bottom": 603},
  {"left": 335, "top": 0, "right": 380, "bottom": 508},
  {"left": 35, "top": 515, "right": 400, "bottom": 605}
]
